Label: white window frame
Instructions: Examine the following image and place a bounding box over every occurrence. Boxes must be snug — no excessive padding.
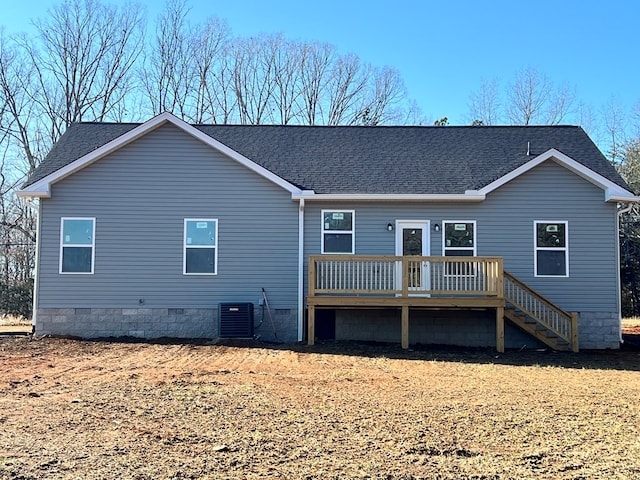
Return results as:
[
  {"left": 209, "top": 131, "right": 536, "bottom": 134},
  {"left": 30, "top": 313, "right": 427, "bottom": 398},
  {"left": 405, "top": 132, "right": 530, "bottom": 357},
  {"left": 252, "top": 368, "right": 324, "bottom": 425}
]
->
[
  {"left": 534, "top": 220, "right": 569, "bottom": 278},
  {"left": 321, "top": 209, "right": 355, "bottom": 254},
  {"left": 442, "top": 221, "right": 477, "bottom": 256},
  {"left": 183, "top": 218, "right": 218, "bottom": 275},
  {"left": 59, "top": 217, "right": 96, "bottom": 274},
  {"left": 442, "top": 220, "right": 477, "bottom": 277}
]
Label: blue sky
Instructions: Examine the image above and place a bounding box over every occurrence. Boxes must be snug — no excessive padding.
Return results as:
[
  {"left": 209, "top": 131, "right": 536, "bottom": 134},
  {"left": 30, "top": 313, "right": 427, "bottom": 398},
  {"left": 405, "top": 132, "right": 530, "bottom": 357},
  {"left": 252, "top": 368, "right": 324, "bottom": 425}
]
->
[{"left": 4, "top": 0, "right": 639, "bottom": 126}]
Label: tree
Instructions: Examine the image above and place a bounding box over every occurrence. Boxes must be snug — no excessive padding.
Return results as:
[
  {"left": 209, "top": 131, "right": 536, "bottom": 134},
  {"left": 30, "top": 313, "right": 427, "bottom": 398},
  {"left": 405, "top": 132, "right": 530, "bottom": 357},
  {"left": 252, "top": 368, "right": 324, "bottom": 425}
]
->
[
  {"left": 297, "top": 42, "right": 333, "bottom": 125},
  {"left": 603, "top": 96, "right": 630, "bottom": 165},
  {"left": 0, "top": 29, "right": 42, "bottom": 173},
  {"left": 506, "top": 67, "right": 552, "bottom": 125},
  {"left": 616, "top": 139, "right": 640, "bottom": 315},
  {"left": 355, "top": 67, "right": 407, "bottom": 126},
  {"left": 467, "top": 67, "right": 578, "bottom": 127},
  {"left": 142, "top": 0, "right": 194, "bottom": 118},
  {"left": 233, "top": 35, "right": 279, "bottom": 124},
  {"left": 24, "top": 0, "right": 145, "bottom": 140},
  {"left": 467, "top": 78, "right": 500, "bottom": 126}
]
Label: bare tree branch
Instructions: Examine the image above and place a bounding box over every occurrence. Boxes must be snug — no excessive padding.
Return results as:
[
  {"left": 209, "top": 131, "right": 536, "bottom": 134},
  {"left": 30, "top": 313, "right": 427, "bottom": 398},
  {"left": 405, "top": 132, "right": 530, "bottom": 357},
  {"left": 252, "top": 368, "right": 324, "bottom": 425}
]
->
[{"left": 467, "top": 78, "right": 500, "bottom": 126}]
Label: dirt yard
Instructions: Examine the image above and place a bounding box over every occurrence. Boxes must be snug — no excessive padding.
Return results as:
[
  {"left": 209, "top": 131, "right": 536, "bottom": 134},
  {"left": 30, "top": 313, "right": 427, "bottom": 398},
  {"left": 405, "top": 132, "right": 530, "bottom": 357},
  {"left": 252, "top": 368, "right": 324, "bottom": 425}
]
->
[{"left": 0, "top": 335, "right": 639, "bottom": 480}]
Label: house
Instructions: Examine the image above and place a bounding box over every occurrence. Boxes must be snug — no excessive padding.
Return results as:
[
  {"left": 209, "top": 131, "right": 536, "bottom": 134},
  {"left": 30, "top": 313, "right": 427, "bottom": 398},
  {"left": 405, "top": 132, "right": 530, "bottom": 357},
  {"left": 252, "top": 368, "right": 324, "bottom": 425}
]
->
[{"left": 18, "top": 112, "right": 638, "bottom": 350}]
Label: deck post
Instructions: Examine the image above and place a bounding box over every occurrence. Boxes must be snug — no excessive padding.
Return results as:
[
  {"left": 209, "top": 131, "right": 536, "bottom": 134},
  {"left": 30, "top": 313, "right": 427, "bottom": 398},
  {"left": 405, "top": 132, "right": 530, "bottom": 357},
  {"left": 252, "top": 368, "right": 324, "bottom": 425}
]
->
[
  {"left": 308, "top": 305, "right": 315, "bottom": 346},
  {"left": 571, "top": 312, "right": 579, "bottom": 352},
  {"left": 496, "top": 306, "right": 504, "bottom": 353},
  {"left": 401, "top": 305, "right": 409, "bottom": 349}
]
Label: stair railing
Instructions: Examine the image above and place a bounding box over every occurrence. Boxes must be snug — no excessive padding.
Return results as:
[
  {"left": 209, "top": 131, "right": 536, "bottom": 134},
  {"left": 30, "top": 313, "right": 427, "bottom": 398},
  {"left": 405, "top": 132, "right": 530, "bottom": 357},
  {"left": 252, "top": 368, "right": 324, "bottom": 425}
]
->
[{"left": 503, "top": 271, "right": 578, "bottom": 352}]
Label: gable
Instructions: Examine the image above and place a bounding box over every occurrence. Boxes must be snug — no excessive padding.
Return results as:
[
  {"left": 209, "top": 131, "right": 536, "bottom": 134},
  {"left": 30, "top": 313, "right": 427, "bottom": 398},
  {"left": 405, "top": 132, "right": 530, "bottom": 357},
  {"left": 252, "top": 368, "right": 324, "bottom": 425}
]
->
[
  {"left": 19, "top": 112, "right": 303, "bottom": 199},
  {"left": 471, "top": 149, "right": 638, "bottom": 203},
  {"left": 50, "top": 123, "right": 299, "bottom": 199}
]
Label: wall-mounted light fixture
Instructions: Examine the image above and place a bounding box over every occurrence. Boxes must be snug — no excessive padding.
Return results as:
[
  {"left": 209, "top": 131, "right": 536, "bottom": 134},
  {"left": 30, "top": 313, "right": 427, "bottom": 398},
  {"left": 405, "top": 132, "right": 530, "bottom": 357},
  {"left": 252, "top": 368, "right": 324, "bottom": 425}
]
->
[
  {"left": 387, "top": 223, "right": 394, "bottom": 232},
  {"left": 434, "top": 223, "right": 441, "bottom": 232}
]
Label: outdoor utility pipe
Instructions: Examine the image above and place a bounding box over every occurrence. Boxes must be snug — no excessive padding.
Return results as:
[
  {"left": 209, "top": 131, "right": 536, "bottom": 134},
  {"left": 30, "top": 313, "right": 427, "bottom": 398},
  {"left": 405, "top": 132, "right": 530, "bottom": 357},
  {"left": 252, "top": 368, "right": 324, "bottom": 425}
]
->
[{"left": 297, "top": 198, "right": 305, "bottom": 341}]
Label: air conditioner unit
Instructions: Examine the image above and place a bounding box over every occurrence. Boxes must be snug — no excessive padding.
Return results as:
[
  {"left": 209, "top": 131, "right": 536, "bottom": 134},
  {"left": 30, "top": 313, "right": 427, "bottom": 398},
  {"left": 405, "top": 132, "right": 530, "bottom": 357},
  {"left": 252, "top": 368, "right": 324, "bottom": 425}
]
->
[{"left": 219, "top": 303, "right": 254, "bottom": 338}]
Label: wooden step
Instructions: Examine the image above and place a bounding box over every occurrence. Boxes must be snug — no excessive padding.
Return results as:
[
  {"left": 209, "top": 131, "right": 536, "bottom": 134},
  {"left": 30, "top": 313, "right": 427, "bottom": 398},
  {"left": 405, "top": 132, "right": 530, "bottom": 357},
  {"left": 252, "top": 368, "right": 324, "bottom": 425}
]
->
[{"left": 504, "top": 308, "right": 570, "bottom": 351}]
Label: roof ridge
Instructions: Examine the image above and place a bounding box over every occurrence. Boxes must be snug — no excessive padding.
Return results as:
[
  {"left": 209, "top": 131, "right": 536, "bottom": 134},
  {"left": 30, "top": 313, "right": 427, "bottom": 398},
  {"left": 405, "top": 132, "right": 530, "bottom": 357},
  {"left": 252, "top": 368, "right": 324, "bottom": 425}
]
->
[{"left": 70, "top": 121, "right": 583, "bottom": 129}]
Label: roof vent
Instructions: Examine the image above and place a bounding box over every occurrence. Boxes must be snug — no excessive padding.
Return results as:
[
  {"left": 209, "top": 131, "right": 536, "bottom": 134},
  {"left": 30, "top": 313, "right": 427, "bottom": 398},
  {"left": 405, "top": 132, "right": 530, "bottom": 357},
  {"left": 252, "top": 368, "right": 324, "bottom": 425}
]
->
[{"left": 527, "top": 141, "right": 531, "bottom": 156}]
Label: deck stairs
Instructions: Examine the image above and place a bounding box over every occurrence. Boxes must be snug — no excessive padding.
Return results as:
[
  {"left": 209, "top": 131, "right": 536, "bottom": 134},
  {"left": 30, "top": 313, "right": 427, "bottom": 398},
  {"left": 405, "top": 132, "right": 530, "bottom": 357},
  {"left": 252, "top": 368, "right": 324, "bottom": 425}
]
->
[{"left": 503, "top": 271, "right": 578, "bottom": 352}]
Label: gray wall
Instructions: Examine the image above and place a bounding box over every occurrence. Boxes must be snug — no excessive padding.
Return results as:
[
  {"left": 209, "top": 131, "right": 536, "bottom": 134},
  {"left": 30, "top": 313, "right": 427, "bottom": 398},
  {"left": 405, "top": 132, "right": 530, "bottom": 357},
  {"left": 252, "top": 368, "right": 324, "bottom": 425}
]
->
[
  {"left": 36, "top": 123, "right": 621, "bottom": 349},
  {"left": 36, "top": 124, "right": 299, "bottom": 341},
  {"left": 304, "top": 160, "right": 620, "bottom": 348},
  {"left": 335, "top": 309, "right": 544, "bottom": 349}
]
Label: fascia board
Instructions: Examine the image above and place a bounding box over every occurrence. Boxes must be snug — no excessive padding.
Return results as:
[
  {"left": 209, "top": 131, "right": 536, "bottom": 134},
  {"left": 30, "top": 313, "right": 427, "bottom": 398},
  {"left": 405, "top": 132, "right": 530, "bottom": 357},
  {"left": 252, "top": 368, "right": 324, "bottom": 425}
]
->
[
  {"left": 477, "top": 148, "right": 637, "bottom": 201},
  {"left": 18, "top": 112, "right": 303, "bottom": 198},
  {"left": 16, "top": 189, "right": 50, "bottom": 199},
  {"left": 606, "top": 193, "right": 640, "bottom": 203},
  {"left": 291, "top": 193, "right": 486, "bottom": 202}
]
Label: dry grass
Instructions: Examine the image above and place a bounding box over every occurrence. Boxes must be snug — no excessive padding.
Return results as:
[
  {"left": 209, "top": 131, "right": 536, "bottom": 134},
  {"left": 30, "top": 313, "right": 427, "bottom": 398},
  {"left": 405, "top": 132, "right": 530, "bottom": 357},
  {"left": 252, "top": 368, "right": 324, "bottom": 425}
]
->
[
  {"left": 0, "top": 315, "right": 31, "bottom": 326},
  {"left": 0, "top": 337, "right": 639, "bottom": 479},
  {"left": 623, "top": 317, "right": 640, "bottom": 327}
]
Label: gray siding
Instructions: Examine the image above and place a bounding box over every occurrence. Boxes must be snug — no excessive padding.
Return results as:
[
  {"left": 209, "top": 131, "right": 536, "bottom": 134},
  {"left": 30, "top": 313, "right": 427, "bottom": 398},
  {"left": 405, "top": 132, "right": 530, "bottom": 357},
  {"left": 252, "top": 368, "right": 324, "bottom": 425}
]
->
[
  {"left": 304, "top": 161, "right": 618, "bottom": 313},
  {"left": 37, "top": 124, "right": 299, "bottom": 340},
  {"left": 304, "top": 160, "right": 620, "bottom": 348}
]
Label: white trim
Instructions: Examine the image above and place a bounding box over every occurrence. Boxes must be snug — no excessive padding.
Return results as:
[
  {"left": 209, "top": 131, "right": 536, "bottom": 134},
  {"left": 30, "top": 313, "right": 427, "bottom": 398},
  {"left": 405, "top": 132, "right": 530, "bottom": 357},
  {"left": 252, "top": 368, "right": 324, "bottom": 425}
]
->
[
  {"left": 31, "top": 200, "right": 42, "bottom": 326},
  {"left": 321, "top": 209, "right": 355, "bottom": 254},
  {"left": 297, "top": 199, "right": 305, "bottom": 342},
  {"left": 442, "top": 220, "right": 477, "bottom": 278},
  {"left": 442, "top": 220, "right": 477, "bottom": 256},
  {"left": 395, "top": 220, "right": 431, "bottom": 293},
  {"left": 293, "top": 193, "right": 485, "bottom": 202},
  {"left": 607, "top": 193, "right": 640, "bottom": 203},
  {"left": 18, "top": 112, "right": 303, "bottom": 198},
  {"left": 477, "top": 148, "right": 637, "bottom": 203},
  {"left": 59, "top": 217, "right": 96, "bottom": 274},
  {"left": 534, "top": 220, "right": 569, "bottom": 278},
  {"left": 183, "top": 218, "right": 218, "bottom": 276}
]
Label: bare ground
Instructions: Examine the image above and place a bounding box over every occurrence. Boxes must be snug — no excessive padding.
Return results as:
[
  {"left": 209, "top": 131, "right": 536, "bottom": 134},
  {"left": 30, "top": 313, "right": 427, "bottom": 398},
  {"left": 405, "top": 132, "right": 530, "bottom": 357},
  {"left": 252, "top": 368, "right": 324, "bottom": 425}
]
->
[{"left": 0, "top": 334, "right": 639, "bottom": 479}]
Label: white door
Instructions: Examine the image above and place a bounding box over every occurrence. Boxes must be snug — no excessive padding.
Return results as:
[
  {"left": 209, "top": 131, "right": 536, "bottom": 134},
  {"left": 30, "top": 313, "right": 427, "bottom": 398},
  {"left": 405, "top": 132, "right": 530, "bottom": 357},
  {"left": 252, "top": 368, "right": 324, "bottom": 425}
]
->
[{"left": 395, "top": 221, "right": 430, "bottom": 293}]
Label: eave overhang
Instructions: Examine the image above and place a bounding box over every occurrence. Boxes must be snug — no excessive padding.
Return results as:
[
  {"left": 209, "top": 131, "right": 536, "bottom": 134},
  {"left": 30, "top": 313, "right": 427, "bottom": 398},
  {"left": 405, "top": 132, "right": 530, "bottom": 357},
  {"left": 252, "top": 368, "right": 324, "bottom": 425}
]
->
[{"left": 291, "top": 193, "right": 486, "bottom": 202}]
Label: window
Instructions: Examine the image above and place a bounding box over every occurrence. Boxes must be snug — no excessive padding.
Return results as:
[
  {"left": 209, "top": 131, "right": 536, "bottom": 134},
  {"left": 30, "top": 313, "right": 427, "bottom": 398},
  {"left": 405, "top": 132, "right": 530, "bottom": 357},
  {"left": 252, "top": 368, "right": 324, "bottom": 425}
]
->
[
  {"left": 535, "top": 221, "right": 568, "bottom": 277},
  {"left": 443, "top": 221, "right": 476, "bottom": 257},
  {"left": 60, "top": 217, "right": 95, "bottom": 274},
  {"left": 184, "top": 219, "right": 217, "bottom": 275},
  {"left": 443, "top": 221, "right": 476, "bottom": 276},
  {"left": 321, "top": 210, "right": 355, "bottom": 254}
]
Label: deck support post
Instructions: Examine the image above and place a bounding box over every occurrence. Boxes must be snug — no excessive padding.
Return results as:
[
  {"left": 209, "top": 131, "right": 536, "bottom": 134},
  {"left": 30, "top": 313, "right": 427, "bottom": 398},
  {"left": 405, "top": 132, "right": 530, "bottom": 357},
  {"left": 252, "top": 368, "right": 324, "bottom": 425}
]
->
[
  {"left": 570, "top": 312, "right": 579, "bottom": 352},
  {"left": 307, "top": 305, "right": 315, "bottom": 346},
  {"left": 401, "top": 305, "right": 409, "bottom": 349},
  {"left": 496, "top": 306, "right": 504, "bottom": 353}
]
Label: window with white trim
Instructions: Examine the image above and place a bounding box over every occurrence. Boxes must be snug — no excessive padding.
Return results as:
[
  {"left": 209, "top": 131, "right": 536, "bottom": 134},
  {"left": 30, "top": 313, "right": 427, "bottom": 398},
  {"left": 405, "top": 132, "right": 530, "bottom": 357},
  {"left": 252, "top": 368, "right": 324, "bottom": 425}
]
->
[
  {"left": 184, "top": 219, "right": 217, "bottom": 275},
  {"left": 443, "top": 221, "right": 476, "bottom": 257},
  {"left": 535, "top": 221, "right": 568, "bottom": 277},
  {"left": 60, "top": 217, "right": 95, "bottom": 274},
  {"left": 443, "top": 221, "right": 476, "bottom": 276},
  {"left": 321, "top": 210, "right": 354, "bottom": 254}
]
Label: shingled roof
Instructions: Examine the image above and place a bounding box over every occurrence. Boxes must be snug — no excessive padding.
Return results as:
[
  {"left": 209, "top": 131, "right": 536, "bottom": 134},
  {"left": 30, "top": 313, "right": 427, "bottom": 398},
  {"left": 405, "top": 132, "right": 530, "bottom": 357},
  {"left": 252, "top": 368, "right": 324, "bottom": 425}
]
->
[{"left": 24, "top": 120, "right": 629, "bottom": 195}]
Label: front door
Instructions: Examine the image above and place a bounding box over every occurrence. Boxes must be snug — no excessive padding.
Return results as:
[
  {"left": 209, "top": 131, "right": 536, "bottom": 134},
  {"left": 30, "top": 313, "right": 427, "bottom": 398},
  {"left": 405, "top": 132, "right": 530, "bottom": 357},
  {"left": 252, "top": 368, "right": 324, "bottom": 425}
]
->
[{"left": 395, "top": 221, "right": 430, "bottom": 292}]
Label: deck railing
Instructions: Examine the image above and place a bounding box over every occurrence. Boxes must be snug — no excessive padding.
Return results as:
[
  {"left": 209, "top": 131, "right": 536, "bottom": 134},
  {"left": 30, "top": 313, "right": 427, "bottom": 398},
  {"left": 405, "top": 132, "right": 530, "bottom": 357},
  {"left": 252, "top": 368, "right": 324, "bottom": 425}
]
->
[{"left": 308, "top": 255, "right": 504, "bottom": 298}]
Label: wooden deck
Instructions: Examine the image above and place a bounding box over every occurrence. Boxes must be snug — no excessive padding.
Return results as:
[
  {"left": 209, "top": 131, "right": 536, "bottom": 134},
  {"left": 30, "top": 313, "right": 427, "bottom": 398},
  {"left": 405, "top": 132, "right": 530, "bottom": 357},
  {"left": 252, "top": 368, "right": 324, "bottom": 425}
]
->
[
  {"left": 307, "top": 255, "right": 507, "bottom": 351},
  {"left": 306, "top": 255, "right": 578, "bottom": 352}
]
